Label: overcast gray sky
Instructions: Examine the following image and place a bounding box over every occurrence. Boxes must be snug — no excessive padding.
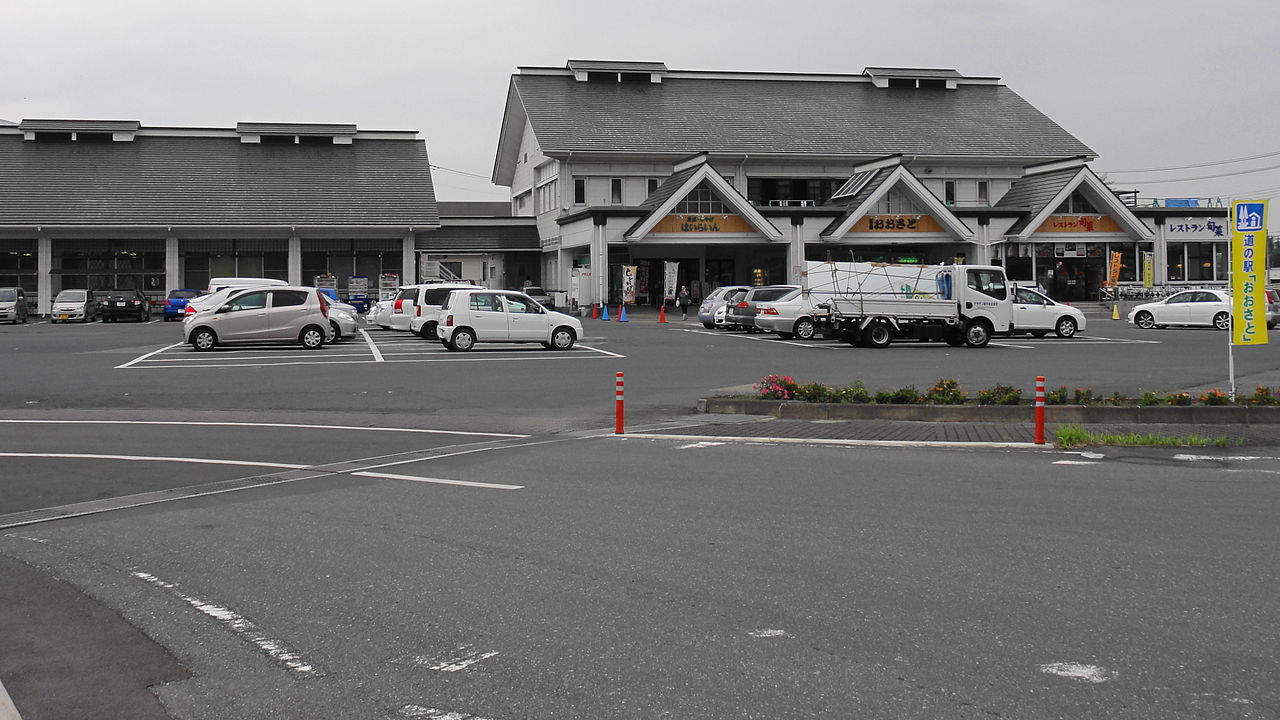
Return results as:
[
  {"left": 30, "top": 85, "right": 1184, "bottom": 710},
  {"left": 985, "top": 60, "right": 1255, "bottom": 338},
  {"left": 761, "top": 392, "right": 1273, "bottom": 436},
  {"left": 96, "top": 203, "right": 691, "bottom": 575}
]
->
[{"left": 7, "top": 0, "right": 1279, "bottom": 210}]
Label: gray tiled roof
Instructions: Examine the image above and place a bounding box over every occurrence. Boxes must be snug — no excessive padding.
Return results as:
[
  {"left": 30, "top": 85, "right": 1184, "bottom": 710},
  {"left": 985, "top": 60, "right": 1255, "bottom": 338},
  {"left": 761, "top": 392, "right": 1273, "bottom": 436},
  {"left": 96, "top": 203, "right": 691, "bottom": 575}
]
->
[
  {"left": 236, "top": 122, "right": 357, "bottom": 136},
  {"left": 997, "top": 167, "right": 1081, "bottom": 235},
  {"left": 513, "top": 74, "right": 1094, "bottom": 158},
  {"left": 19, "top": 119, "right": 140, "bottom": 133},
  {"left": 0, "top": 134, "right": 438, "bottom": 227},
  {"left": 416, "top": 225, "right": 539, "bottom": 251},
  {"left": 567, "top": 60, "right": 668, "bottom": 73},
  {"left": 863, "top": 67, "right": 963, "bottom": 79},
  {"left": 638, "top": 165, "right": 700, "bottom": 210}
]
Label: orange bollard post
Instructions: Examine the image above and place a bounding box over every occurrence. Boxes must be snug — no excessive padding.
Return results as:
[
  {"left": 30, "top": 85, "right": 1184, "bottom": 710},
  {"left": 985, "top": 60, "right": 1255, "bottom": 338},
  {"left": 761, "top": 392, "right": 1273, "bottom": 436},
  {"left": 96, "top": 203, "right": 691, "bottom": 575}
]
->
[
  {"left": 1034, "top": 375, "right": 1046, "bottom": 445},
  {"left": 615, "top": 371, "right": 625, "bottom": 434}
]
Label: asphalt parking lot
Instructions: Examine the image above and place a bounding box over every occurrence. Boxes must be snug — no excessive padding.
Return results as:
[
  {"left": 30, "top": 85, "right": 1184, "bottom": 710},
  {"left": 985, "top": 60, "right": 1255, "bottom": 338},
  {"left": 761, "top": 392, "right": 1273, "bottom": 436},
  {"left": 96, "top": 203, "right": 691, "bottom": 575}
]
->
[{"left": 5, "top": 304, "right": 1280, "bottom": 719}]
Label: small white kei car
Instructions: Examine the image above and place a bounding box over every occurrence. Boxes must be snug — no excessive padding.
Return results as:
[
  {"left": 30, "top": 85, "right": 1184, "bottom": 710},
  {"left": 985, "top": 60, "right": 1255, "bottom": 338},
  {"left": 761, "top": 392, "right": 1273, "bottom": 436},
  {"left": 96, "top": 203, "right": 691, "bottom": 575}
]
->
[
  {"left": 1011, "top": 286, "right": 1087, "bottom": 337},
  {"left": 437, "top": 288, "right": 583, "bottom": 351}
]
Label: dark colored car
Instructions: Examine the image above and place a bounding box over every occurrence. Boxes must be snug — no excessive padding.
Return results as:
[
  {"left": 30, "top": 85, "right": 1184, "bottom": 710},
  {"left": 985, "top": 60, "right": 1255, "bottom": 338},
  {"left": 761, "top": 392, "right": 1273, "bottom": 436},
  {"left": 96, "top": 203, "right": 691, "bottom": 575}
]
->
[
  {"left": 725, "top": 285, "right": 801, "bottom": 332},
  {"left": 164, "top": 289, "right": 201, "bottom": 321},
  {"left": 95, "top": 289, "right": 152, "bottom": 322}
]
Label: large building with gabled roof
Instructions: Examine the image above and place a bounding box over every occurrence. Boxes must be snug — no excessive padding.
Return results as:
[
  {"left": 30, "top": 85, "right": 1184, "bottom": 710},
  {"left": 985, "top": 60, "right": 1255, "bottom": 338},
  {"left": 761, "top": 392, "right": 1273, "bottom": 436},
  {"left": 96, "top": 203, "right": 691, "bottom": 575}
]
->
[
  {"left": 0, "top": 119, "right": 439, "bottom": 314},
  {"left": 492, "top": 60, "right": 1228, "bottom": 306}
]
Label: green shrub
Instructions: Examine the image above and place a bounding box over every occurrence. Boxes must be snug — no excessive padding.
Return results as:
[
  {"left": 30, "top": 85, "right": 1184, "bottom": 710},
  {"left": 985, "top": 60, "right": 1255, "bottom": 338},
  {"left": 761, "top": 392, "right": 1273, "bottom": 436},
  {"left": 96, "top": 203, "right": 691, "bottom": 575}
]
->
[
  {"left": 1045, "top": 386, "right": 1069, "bottom": 406},
  {"left": 1104, "top": 392, "right": 1128, "bottom": 406},
  {"left": 977, "top": 384, "right": 1022, "bottom": 406},
  {"left": 1072, "top": 387, "right": 1097, "bottom": 406},
  {"left": 926, "top": 378, "right": 967, "bottom": 405},
  {"left": 833, "top": 380, "right": 872, "bottom": 404},
  {"left": 795, "top": 382, "right": 835, "bottom": 403},
  {"left": 1199, "top": 388, "right": 1232, "bottom": 406},
  {"left": 1248, "top": 385, "right": 1280, "bottom": 406},
  {"left": 1138, "top": 391, "right": 1163, "bottom": 406}
]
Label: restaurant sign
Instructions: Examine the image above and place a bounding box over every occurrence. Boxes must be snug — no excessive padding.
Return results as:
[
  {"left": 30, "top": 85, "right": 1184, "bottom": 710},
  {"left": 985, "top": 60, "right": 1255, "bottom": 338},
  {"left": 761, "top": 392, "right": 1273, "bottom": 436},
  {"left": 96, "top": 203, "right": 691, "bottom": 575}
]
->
[
  {"left": 849, "top": 215, "right": 945, "bottom": 233},
  {"left": 654, "top": 214, "right": 755, "bottom": 233},
  {"left": 1034, "top": 215, "right": 1124, "bottom": 233}
]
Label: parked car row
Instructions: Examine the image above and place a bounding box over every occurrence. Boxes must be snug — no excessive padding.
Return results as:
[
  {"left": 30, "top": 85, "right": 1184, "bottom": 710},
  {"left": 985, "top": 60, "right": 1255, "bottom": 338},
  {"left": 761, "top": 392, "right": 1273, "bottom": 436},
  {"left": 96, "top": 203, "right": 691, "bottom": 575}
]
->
[
  {"left": 365, "top": 282, "right": 582, "bottom": 351},
  {"left": 697, "top": 283, "right": 1089, "bottom": 340}
]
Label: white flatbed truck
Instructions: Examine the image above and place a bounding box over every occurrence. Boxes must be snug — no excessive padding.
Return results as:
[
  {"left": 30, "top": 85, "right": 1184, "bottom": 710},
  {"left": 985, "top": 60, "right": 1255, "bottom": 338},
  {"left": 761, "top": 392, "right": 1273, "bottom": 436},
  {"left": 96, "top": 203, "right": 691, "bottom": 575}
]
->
[{"left": 804, "top": 261, "right": 1013, "bottom": 348}]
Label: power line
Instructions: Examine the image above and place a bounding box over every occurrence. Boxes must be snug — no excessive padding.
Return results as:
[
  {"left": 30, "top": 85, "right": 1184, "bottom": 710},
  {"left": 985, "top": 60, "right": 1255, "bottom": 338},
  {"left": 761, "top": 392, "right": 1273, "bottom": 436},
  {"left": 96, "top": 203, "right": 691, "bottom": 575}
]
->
[
  {"left": 1112, "top": 162, "right": 1280, "bottom": 185},
  {"left": 430, "top": 164, "right": 493, "bottom": 181},
  {"left": 1103, "top": 148, "right": 1280, "bottom": 174}
]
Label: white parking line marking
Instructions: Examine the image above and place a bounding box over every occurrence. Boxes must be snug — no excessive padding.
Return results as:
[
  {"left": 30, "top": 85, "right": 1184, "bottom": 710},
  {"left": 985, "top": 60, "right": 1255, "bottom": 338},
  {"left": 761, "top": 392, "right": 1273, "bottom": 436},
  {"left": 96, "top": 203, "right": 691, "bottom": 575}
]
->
[
  {"left": 680, "top": 328, "right": 841, "bottom": 349},
  {"left": 0, "top": 419, "right": 526, "bottom": 438},
  {"left": 0, "top": 452, "right": 307, "bottom": 469},
  {"left": 353, "top": 471, "right": 523, "bottom": 490},
  {"left": 620, "top": 433, "right": 1041, "bottom": 450},
  {"left": 1052, "top": 460, "right": 1099, "bottom": 465},
  {"left": 115, "top": 342, "right": 184, "bottom": 369},
  {"left": 579, "top": 343, "right": 625, "bottom": 358},
  {"left": 399, "top": 645, "right": 501, "bottom": 671},
  {"left": 1039, "top": 662, "right": 1117, "bottom": 683},
  {"left": 361, "top": 328, "right": 385, "bottom": 362},
  {"left": 749, "top": 629, "right": 793, "bottom": 638},
  {"left": 139, "top": 351, "right": 373, "bottom": 362},
  {"left": 131, "top": 570, "right": 319, "bottom": 675},
  {"left": 397, "top": 706, "right": 498, "bottom": 720}
]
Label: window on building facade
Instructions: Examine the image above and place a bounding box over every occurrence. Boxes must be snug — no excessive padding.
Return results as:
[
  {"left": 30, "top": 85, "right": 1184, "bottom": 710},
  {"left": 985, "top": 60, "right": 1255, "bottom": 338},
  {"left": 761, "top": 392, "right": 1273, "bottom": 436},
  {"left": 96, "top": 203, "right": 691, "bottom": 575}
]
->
[
  {"left": 514, "top": 191, "right": 531, "bottom": 215},
  {"left": 747, "top": 178, "right": 842, "bottom": 206},
  {"left": 647, "top": 178, "right": 660, "bottom": 195},
  {"left": 977, "top": 181, "right": 990, "bottom": 206},
  {"left": 574, "top": 178, "right": 586, "bottom": 205},
  {"left": 1054, "top": 190, "right": 1098, "bottom": 214},
  {"left": 675, "top": 181, "right": 729, "bottom": 214},
  {"left": 944, "top": 181, "right": 956, "bottom": 206},
  {"left": 872, "top": 187, "right": 926, "bottom": 215},
  {"left": 1167, "top": 241, "right": 1228, "bottom": 282},
  {"left": 535, "top": 179, "right": 559, "bottom": 214},
  {"left": 610, "top": 178, "right": 623, "bottom": 204}
]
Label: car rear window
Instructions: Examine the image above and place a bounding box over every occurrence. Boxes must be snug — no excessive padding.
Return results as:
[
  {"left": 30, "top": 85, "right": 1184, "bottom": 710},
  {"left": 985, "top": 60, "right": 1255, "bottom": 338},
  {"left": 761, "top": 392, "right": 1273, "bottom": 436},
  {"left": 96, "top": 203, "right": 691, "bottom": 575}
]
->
[
  {"left": 751, "top": 288, "right": 797, "bottom": 302},
  {"left": 393, "top": 288, "right": 417, "bottom": 302},
  {"left": 421, "top": 288, "right": 452, "bottom": 306},
  {"left": 169, "top": 290, "right": 199, "bottom": 299}
]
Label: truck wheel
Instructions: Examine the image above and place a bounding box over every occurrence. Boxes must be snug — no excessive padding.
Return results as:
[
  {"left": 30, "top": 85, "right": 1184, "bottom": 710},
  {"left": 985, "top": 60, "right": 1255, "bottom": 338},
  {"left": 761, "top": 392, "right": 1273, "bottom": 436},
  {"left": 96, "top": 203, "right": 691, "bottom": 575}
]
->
[
  {"left": 963, "top": 320, "right": 992, "bottom": 348},
  {"left": 864, "top": 321, "right": 893, "bottom": 348}
]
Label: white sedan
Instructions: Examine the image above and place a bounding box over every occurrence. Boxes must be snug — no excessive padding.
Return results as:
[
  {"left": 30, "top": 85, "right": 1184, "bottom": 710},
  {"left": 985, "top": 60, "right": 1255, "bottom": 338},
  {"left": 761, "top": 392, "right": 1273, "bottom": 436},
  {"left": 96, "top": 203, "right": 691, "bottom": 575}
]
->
[
  {"left": 1128, "top": 288, "right": 1232, "bottom": 330},
  {"left": 1011, "top": 286, "right": 1086, "bottom": 338}
]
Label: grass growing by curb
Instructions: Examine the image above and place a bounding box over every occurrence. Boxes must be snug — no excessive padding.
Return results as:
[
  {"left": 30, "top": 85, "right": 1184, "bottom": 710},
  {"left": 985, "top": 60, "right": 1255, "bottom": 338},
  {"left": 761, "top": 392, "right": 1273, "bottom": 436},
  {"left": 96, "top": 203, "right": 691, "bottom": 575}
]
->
[{"left": 1056, "top": 424, "right": 1239, "bottom": 449}]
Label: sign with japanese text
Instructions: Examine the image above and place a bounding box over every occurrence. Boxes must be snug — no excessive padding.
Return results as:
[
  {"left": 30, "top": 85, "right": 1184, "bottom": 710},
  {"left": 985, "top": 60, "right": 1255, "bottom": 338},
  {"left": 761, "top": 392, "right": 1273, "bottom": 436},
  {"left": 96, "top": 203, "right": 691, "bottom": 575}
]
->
[
  {"left": 1107, "top": 251, "right": 1122, "bottom": 286},
  {"left": 1142, "top": 251, "right": 1154, "bottom": 287},
  {"left": 622, "top": 265, "right": 637, "bottom": 304},
  {"left": 1231, "top": 201, "right": 1268, "bottom": 346},
  {"left": 663, "top": 261, "right": 679, "bottom": 300},
  {"left": 654, "top": 215, "right": 755, "bottom": 233},
  {"left": 849, "top": 215, "right": 945, "bottom": 233},
  {"left": 1165, "top": 218, "right": 1227, "bottom": 238},
  {"left": 1034, "top": 215, "right": 1125, "bottom": 233}
]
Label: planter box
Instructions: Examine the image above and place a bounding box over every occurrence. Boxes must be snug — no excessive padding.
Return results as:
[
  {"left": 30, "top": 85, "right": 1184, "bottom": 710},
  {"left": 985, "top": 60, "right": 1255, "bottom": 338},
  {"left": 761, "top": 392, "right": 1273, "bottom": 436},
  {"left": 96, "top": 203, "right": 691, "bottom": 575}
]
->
[{"left": 699, "top": 397, "right": 1280, "bottom": 424}]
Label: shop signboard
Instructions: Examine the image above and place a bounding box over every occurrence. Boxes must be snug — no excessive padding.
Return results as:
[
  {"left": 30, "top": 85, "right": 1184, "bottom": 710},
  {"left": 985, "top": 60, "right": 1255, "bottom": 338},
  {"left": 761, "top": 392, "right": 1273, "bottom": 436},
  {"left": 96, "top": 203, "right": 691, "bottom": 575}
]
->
[
  {"left": 1141, "top": 252, "right": 1154, "bottom": 287},
  {"left": 1231, "top": 201, "right": 1268, "bottom": 346},
  {"left": 663, "top": 262, "right": 679, "bottom": 300},
  {"left": 1036, "top": 215, "right": 1125, "bottom": 233},
  {"left": 848, "top": 215, "right": 946, "bottom": 233},
  {"left": 653, "top": 215, "right": 754, "bottom": 233},
  {"left": 622, "top": 265, "right": 637, "bottom": 304}
]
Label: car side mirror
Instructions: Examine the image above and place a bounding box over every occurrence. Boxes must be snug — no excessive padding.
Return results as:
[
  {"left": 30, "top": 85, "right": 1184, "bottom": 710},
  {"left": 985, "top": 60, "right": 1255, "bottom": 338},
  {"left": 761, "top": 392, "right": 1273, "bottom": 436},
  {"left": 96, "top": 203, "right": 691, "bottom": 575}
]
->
[{"left": 216, "top": 304, "right": 232, "bottom": 314}]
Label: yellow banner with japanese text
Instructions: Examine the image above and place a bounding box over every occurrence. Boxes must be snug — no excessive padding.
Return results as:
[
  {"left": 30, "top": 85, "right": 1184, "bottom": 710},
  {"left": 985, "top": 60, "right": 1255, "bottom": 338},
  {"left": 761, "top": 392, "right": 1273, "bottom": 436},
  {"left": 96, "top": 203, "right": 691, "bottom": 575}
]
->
[{"left": 1231, "top": 200, "right": 1268, "bottom": 345}]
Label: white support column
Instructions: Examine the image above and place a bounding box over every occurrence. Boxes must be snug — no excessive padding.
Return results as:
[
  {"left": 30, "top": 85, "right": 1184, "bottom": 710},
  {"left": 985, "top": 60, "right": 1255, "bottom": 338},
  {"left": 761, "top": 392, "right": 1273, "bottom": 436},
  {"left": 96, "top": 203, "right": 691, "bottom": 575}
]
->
[
  {"left": 287, "top": 236, "right": 302, "bottom": 285},
  {"left": 788, "top": 215, "right": 805, "bottom": 284},
  {"left": 1153, "top": 218, "right": 1168, "bottom": 285},
  {"left": 37, "top": 236, "right": 51, "bottom": 316},
  {"left": 165, "top": 236, "right": 180, "bottom": 291},
  {"left": 592, "top": 217, "right": 608, "bottom": 306},
  {"left": 403, "top": 235, "right": 416, "bottom": 284}
]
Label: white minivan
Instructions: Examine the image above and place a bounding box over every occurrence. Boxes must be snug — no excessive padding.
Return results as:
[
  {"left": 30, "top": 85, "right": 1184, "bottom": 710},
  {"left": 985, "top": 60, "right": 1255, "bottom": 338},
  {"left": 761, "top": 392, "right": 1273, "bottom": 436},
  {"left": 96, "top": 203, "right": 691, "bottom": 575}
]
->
[{"left": 437, "top": 288, "right": 582, "bottom": 351}]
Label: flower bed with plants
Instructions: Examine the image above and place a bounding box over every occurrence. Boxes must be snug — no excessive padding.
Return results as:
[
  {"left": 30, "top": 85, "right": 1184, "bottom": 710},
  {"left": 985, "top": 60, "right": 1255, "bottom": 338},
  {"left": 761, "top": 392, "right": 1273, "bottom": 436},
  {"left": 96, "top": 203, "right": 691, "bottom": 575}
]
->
[{"left": 697, "top": 374, "right": 1280, "bottom": 424}]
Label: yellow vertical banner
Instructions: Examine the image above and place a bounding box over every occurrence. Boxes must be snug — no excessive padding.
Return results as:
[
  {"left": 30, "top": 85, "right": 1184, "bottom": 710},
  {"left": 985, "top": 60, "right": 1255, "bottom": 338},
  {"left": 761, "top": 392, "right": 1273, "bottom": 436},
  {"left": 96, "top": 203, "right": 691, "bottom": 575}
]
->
[{"left": 1231, "top": 200, "right": 1269, "bottom": 345}]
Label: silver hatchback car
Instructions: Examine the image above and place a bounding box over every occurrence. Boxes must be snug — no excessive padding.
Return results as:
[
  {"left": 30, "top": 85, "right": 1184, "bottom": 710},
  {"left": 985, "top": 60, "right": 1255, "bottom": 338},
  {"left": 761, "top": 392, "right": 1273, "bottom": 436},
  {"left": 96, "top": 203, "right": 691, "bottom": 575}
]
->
[{"left": 183, "top": 286, "right": 334, "bottom": 351}]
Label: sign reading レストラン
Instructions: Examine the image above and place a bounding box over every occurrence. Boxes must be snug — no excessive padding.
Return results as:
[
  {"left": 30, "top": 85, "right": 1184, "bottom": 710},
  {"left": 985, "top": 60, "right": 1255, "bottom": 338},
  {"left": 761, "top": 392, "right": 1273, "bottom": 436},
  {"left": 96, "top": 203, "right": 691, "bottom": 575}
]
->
[{"left": 1231, "top": 200, "right": 1269, "bottom": 346}]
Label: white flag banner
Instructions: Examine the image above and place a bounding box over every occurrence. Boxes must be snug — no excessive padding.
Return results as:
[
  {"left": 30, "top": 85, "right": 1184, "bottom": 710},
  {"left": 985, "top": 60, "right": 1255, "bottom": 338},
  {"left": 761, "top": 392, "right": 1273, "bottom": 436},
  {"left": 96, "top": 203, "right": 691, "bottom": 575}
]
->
[
  {"left": 622, "top": 265, "right": 637, "bottom": 304},
  {"left": 663, "top": 261, "right": 679, "bottom": 300}
]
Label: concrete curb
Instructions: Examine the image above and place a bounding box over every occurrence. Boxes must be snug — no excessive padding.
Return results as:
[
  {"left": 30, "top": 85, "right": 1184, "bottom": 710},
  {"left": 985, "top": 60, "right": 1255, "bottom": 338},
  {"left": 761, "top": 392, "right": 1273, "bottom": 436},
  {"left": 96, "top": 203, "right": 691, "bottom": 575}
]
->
[{"left": 698, "top": 398, "right": 1280, "bottom": 424}]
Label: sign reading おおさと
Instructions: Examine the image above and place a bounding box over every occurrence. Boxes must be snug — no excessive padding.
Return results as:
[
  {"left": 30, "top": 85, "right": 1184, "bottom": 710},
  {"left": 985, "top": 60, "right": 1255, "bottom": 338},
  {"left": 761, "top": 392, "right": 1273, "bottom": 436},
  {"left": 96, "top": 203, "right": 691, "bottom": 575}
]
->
[{"left": 1231, "top": 200, "right": 1268, "bottom": 346}]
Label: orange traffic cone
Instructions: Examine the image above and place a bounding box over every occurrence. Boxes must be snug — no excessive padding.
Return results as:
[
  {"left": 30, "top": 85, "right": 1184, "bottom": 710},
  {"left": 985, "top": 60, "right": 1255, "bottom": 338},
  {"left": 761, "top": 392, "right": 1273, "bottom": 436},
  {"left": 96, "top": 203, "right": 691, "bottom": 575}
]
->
[
  {"left": 658, "top": 305, "right": 667, "bottom": 323},
  {"left": 591, "top": 303, "right": 599, "bottom": 319}
]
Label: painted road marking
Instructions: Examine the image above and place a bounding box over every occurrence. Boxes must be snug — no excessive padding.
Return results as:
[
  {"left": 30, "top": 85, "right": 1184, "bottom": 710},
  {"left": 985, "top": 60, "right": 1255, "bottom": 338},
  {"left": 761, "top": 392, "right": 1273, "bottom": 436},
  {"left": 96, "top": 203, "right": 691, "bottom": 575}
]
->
[
  {"left": 118, "top": 343, "right": 621, "bottom": 368},
  {"left": 1039, "top": 662, "right": 1117, "bottom": 683},
  {"left": 396, "top": 645, "right": 500, "bottom": 672},
  {"left": 749, "top": 629, "right": 793, "bottom": 638},
  {"left": 361, "top": 328, "right": 385, "bottom": 362},
  {"left": 0, "top": 452, "right": 308, "bottom": 470},
  {"left": 397, "top": 706, "right": 499, "bottom": 720},
  {"left": 681, "top": 328, "right": 841, "bottom": 349},
  {"left": 0, "top": 419, "right": 525, "bottom": 438},
  {"left": 619, "top": 432, "right": 1042, "bottom": 450},
  {"left": 1052, "top": 460, "right": 1099, "bottom": 465},
  {"left": 353, "top": 471, "right": 523, "bottom": 490},
  {"left": 114, "top": 341, "right": 184, "bottom": 369},
  {"left": 131, "top": 570, "right": 320, "bottom": 676}
]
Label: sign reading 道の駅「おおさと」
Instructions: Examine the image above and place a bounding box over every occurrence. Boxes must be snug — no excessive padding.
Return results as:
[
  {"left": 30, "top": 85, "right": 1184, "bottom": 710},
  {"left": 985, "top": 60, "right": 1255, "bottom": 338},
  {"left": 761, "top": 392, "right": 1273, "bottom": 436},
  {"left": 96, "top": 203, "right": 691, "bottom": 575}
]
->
[{"left": 1231, "top": 200, "right": 1269, "bottom": 346}]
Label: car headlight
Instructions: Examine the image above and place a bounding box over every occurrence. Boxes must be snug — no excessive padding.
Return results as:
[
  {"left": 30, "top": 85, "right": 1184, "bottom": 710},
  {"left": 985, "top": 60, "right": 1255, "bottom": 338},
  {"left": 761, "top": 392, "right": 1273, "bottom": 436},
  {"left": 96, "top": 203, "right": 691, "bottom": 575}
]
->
[{"left": 333, "top": 310, "right": 353, "bottom": 320}]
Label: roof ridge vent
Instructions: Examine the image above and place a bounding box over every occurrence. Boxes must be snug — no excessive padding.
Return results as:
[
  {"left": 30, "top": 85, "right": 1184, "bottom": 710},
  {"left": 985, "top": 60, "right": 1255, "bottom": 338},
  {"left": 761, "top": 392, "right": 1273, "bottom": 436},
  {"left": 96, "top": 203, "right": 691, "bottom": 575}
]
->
[
  {"left": 863, "top": 67, "right": 965, "bottom": 90},
  {"left": 236, "top": 122, "right": 358, "bottom": 145},
  {"left": 567, "top": 59, "right": 668, "bottom": 84}
]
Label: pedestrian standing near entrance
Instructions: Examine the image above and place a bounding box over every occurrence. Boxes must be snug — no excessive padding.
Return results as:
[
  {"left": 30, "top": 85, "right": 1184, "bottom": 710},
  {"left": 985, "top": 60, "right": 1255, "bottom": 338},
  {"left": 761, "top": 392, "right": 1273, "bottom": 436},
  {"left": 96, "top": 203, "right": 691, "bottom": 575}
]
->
[{"left": 677, "top": 285, "right": 691, "bottom": 320}]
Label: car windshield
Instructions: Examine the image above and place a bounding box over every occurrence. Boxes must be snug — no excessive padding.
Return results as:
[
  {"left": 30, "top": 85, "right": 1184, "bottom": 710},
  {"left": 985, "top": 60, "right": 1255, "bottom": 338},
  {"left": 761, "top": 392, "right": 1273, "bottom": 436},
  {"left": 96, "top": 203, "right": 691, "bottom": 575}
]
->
[
  {"left": 56, "top": 290, "right": 86, "bottom": 302},
  {"left": 0, "top": 289, "right": 16, "bottom": 302},
  {"left": 169, "top": 290, "right": 199, "bottom": 299}
]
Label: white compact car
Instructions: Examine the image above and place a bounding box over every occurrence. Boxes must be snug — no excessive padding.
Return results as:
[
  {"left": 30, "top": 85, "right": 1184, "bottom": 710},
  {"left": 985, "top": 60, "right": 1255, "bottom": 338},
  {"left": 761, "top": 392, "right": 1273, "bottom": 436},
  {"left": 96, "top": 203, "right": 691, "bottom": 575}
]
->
[
  {"left": 437, "top": 288, "right": 582, "bottom": 351},
  {"left": 405, "top": 283, "right": 477, "bottom": 339},
  {"left": 1011, "top": 286, "right": 1086, "bottom": 338},
  {"left": 183, "top": 286, "right": 334, "bottom": 351},
  {"left": 1128, "top": 288, "right": 1232, "bottom": 330}
]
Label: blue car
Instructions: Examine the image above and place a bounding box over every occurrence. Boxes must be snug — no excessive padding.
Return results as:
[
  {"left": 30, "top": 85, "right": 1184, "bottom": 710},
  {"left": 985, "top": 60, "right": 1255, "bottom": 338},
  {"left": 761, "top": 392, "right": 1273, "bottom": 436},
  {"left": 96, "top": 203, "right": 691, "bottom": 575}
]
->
[{"left": 163, "top": 289, "right": 200, "bottom": 321}]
